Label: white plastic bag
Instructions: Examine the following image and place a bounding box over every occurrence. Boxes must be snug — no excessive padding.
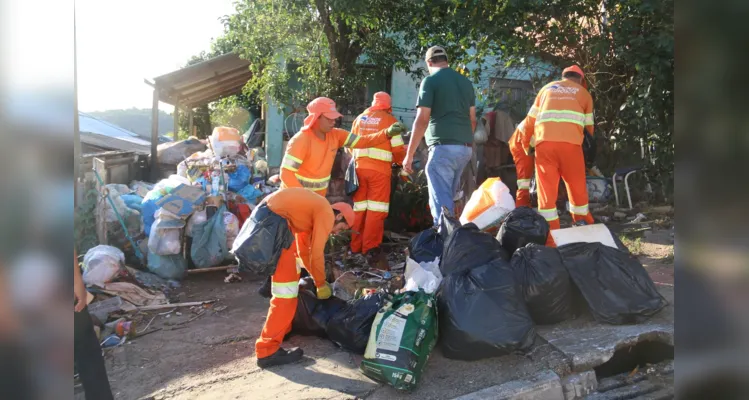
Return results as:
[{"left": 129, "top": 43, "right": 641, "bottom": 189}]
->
[
  {"left": 210, "top": 127, "right": 242, "bottom": 158},
  {"left": 473, "top": 115, "right": 489, "bottom": 144},
  {"left": 460, "top": 178, "right": 516, "bottom": 230},
  {"left": 186, "top": 209, "right": 207, "bottom": 237},
  {"left": 404, "top": 256, "right": 443, "bottom": 294},
  {"left": 148, "top": 210, "right": 185, "bottom": 256},
  {"left": 82, "top": 245, "right": 125, "bottom": 286},
  {"left": 223, "top": 211, "right": 240, "bottom": 249}
]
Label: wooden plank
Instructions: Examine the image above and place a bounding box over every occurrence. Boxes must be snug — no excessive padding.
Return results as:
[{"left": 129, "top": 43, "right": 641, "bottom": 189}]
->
[
  {"left": 150, "top": 88, "right": 160, "bottom": 181},
  {"left": 173, "top": 101, "right": 180, "bottom": 141},
  {"left": 137, "top": 300, "right": 215, "bottom": 311},
  {"left": 187, "top": 265, "right": 237, "bottom": 274}
]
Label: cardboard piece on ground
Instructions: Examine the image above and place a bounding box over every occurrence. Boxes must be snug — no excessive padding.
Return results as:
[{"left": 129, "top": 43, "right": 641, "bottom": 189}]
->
[{"left": 551, "top": 224, "right": 617, "bottom": 249}]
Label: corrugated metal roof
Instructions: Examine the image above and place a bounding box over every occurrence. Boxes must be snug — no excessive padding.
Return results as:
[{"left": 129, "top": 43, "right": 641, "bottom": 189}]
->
[
  {"left": 79, "top": 112, "right": 151, "bottom": 154},
  {"left": 152, "top": 52, "right": 252, "bottom": 108}
]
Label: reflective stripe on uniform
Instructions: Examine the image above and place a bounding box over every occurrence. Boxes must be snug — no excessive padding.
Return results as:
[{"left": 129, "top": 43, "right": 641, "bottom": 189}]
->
[
  {"left": 353, "top": 201, "right": 368, "bottom": 212},
  {"left": 584, "top": 113, "right": 594, "bottom": 125},
  {"left": 295, "top": 257, "right": 304, "bottom": 274},
  {"left": 271, "top": 281, "right": 299, "bottom": 299},
  {"left": 367, "top": 200, "right": 389, "bottom": 213},
  {"left": 354, "top": 148, "right": 392, "bottom": 162},
  {"left": 538, "top": 208, "right": 559, "bottom": 221},
  {"left": 528, "top": 106, "right": 540, "bottom": 118},
  {"left": 390, "top": 135, "right": 404, "bottom": 147},
  {"left": 281, "top": 154, "right": 303, "bottom": 172},
  {"left": 517, "top": 179, "right": 531, "bottom": 190},
  {"left": 535, "top": 110, "right": 586, "bottom": 127},
  {"left": 343, "top": 133, "right": 361, "bottom": 148},
  {"left": 295, "top": 174, "right": 330, "bottom": 191},
  {"left": 569, "top": 203, "right": 590, "bottom": 216}
]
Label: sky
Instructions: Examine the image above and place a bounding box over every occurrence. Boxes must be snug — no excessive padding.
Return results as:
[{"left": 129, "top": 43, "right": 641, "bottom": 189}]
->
[{"left": 76, "top": 0, "right": 237, "bottom": 112}]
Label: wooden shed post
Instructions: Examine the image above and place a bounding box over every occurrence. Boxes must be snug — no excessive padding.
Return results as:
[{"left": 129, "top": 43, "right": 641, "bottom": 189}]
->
[
  {"left": 188, "top": 109, "right": 194, "bottom": 137},
  {"left": 173, "top": 100, "right": 180, "bottom": 141},
  {"left": 151, "top": 88, "right": 160, "bottom": 181}
]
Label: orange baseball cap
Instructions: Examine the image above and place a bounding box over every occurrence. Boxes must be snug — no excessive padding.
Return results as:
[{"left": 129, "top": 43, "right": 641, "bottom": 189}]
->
[
  {"left": 302, "top": 97, "right": 344, "bottom": 130},
  {"left": 369, "top": 92, "right": 392, "bottom": 111},
  {"left": 331, "top": 202, "right": 355, "bottom": 227},
  {"left": 562, "top": 65, "right": 585, "bottom": 78}
]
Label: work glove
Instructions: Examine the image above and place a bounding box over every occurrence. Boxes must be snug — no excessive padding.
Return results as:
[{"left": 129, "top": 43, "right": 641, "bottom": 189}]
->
[
  {"left": 316, "top": 282, "right": 332, "bottom": 300},
  {"left": 386, "top": 122, "right": 407, "bottom": 138}
]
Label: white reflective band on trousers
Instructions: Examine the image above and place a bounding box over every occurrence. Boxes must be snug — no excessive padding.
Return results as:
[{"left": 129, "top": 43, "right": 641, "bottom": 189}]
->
[
  {"left": 271, "top": 281, "right": 299, "bottom": 299},
  {"left": 353, "top": 148, "right": 393, "bottom": 162},
  {"left": 538, "top": 208, "right": 559, "bottom": 221},
  {"left": 517, "top": 179, "right": 531, "bottom": 190},
  {"left": 568, "top": 203, "right": 590, "bottom": 216}
]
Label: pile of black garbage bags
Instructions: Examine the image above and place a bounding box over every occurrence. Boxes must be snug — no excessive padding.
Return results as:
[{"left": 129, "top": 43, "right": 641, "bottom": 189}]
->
[
  {"left": 408, "top": 206, "right": 667, "bottom": 361},
  {"left": 290, "top": 206, "right": 667, "bottom": 361}
]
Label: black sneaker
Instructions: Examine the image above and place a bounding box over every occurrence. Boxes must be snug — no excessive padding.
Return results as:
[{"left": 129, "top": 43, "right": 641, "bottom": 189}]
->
[
  {"left": 257, "top": 277, "right": 271, "bottom": 299},
  {"left": 257, "top": 347, "right": 304, "bottom": 368}
]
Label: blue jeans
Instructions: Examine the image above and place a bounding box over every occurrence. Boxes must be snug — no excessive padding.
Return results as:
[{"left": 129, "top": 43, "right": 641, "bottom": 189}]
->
[{"left": 425, "top": 144, "right": 473, "bottom": 226}]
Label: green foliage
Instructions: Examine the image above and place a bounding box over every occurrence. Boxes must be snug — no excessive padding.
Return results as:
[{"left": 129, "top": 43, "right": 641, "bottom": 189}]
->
[
  {"left": 222, "top": 0, "right": 414, "bottom": 112},
  {"left": 389, "top": 0, "right": 674, "bottom": 200}
]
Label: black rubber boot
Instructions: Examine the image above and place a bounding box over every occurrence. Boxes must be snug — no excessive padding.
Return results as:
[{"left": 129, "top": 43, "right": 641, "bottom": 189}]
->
[
  {"left": 256, "top": 347, "right": 304, "bottom": 368},
  {"left": 257, "top": 277, "right": 272, "bottom": 299}
]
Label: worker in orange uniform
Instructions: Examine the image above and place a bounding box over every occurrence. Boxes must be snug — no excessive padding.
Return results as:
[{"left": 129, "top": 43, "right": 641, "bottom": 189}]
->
[
  {"left": 348, "top": 92, "right": 406, "bottom": 265},
  {"left": 277, "top": 97, "right": 405, "bottom": 282},
  {"left": 254, "top": 187, "right": 356, "bottom": 368},
  {"left": 521, "top": 65, "right": 595, "bottom": 244},
  {"left": 508, "top": 117, "right": 533, "bottom": 207}
]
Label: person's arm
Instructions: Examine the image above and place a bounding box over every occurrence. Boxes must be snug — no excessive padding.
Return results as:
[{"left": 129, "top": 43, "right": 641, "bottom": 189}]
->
[
  {"left": 522, "top": 92, "right": 542, "bottom": 154},
  {"left": 308, "top": 212, "right": 334, "bottom": 288},
  {"left": 279, "top": 134, "right": 306, "bottom": 188},
  {"left": 469, "top": 106, "right": 477, "bottom": 133},
  {"left": 584, "top": 92, "right": 595, "bottom": 136},
  {"left": 336, "top": 128, "right": 391, "bottom": 150},
  {"left": 74, "top": 250, "right": 87, "bottom": 312}
]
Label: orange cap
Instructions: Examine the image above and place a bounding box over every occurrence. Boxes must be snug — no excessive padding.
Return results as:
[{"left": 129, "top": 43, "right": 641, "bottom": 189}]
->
[
  {"left": 368, "top": 92, "right": 392, "bottom": 111},
  {"left": 562, "top": 65, "right": 585, "bottom": 78},
  {"left": 302, "top": 97, "right": 344, "bottom": 130},
  {"left": 331, "top": 202, "right": 355, "bottom": 227}
]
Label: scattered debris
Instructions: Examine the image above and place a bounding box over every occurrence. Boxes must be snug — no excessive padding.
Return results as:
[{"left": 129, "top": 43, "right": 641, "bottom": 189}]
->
[
  {"left": 224, "top": 273, "right": 242, "bottom": 283},
  {"left": 630, "top": 213, "right": 647, "bottom": 223},
  {"left": 137, "top": 300, "right": 215, "bottom": 311}
]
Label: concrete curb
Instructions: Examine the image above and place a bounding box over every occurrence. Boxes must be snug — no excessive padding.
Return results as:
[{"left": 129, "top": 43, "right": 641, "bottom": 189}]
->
[{"left": 451, "top": 370, "right": 598, "bottom": 400}]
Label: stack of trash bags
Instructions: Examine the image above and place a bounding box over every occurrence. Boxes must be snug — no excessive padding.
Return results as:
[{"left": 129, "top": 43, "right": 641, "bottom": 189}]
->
[
  {"left": 401, "top": 202, "right": 668, "bottom": 365},
  {"left": 136, "top": 127, "right": 279, "bottom": 281}
]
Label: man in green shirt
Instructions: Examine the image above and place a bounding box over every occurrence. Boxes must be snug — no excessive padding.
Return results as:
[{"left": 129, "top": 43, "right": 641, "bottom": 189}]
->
[{"left": 403, "top": 46, "right": 477, "bottom": 225}]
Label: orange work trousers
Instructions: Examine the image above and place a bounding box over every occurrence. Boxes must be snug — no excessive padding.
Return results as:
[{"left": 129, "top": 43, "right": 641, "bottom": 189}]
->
[
  {"left": 509, "top": 145, "right": 534, "bottom": 208},
  {"left": 350, "top": 169, "right": 391, "bottom": 254},
  {"left": 255, "top": 241, "right": 301, "bottom": 359},
  {"left": 535, "top": 142, "right": 594, "bottom": 243}
]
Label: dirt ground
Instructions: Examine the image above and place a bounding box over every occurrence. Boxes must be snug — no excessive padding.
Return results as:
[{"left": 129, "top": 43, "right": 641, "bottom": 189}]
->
[{"left": 77, "top": 210, "right": 674, "bottom": 400}]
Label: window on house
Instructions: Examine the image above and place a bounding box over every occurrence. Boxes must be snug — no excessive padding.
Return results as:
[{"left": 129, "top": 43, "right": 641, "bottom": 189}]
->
[{"left": 489, "top": 78, "right": 535, "bottom": 118}]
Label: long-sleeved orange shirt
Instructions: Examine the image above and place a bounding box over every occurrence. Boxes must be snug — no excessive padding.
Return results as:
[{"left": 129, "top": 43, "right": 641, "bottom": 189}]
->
[
  {"left": 522, "top": 79, "right": 594, "bottom": 152},
  {"left": 265, "top": 187, "right": 333, "bottom": 287},
  {"left": 350, "top": 109, "right": 406, "bottom": 175},
  {"left": 280, "top": 127, "right": 391, "bottom": 196}
]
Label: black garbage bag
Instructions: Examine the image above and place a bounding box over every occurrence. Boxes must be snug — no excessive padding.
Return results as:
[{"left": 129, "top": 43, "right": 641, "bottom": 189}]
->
[
  {"left": 438, "top": 257, "right": 536, "bottom": 360},
  {"left": 232, "top": 203, "right": 294, "bottom": 276},
  {"left": 408, "top": 228, "right": 443, "bottom": 263},
  {"left": 345, "top": 158, "right": 359, "bottom": 196},
  {"left": 583, "top": 129, "right": 596, "bottom": 167},
  {"left": 326, "top": 291, "right": 389, "bottom": 354},
  {"left": 437, "top": 206, "right": 461, "bottom": 242},
  {"left": 497, "top": 206, "right": 549, "bottom": 254},
  {"left": 559, "top": 242, "right": 667, "bottom": 325},
  {"left": 511, "top": 244, "right": 573, "bottom": 325},
  {"left": 292, "top": 278, "right": 348, "bottom": 337},
  {"left": 441, "top": 224, "right": 509, "bottom": 276}
]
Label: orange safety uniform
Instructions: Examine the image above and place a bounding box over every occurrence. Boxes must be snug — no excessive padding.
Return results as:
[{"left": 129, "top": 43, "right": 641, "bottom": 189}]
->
[
  {"left": 508, "top": 118, "right": 533, "bottom": 208},
  {"left": 522, "top": 66, "right": 595, "bottom": 239},
  {"left": 349, "top": 93, "right": 406, "bottom": 254},
  {"left": 280, "top": 97, "right": 392, "bottom": 268},
  {"left": 255, "top": 188, "right": 335, "bottom": 359}
]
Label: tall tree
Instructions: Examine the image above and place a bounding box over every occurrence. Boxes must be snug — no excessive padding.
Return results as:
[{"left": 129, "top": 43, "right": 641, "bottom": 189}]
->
[{"left": 222, "top": 0, "right": 410, "bottom": 114}]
